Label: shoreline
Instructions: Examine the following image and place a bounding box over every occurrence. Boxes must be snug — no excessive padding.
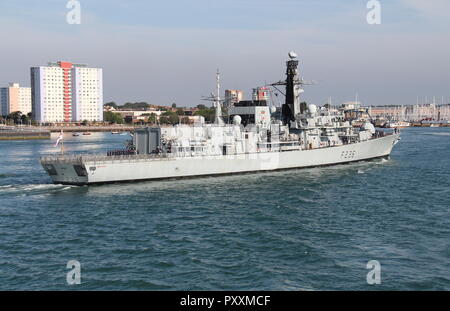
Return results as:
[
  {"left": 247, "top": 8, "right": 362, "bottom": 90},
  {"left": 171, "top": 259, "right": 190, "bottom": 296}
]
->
[
  {"left": 0, "top": 125, "right": 138, "bottom": 133},
  {"left": 0, "top": 131, "right": 51, "bottom": 140},
  {"left": 38, "top": 126, "right": 136, "bottom": 133}
]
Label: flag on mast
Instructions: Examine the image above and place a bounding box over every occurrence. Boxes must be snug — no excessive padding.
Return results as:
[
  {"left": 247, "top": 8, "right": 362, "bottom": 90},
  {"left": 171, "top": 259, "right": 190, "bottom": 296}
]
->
[{"left": 54, "top": 130, "right": 63, "bottom": 147}]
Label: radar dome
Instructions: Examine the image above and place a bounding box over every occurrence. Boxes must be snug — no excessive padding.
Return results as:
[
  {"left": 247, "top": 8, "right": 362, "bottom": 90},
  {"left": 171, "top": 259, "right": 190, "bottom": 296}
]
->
[
  {"left": 270, "top": 106, "right": 277, "bottom": 114},
  {"left": 361, "top": 122, "right": 375, "bottom": 134},
  {"left": 233, "top": 115, "right": 242, "bottom": 125},
  {"left": 308, "top": 104, "right": 317, "bottom": 115},
  {"left": 288, "top": 51, "right": 298, "bottom": 59}
]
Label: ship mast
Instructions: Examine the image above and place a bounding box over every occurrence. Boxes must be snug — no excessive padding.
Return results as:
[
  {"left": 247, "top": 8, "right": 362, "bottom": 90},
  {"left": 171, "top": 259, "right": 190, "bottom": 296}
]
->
[
  {"left": 201, "top": 69, "right": 224, "bottom": 125},
  {"left": 284, "top": 52, "right": 302, "bottom": 124},
  {"left": 215, "top": 69, "right": 224, "bottom": 125},
  {"left": 214, "top": 68, "right": 224, "bottom": 125},
  {"left": 271, "top": 51, "right": 304, "bottom": 126}
]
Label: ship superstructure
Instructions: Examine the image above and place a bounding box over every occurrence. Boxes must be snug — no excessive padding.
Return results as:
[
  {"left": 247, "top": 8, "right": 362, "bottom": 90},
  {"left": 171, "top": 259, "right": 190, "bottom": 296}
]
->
[{"left": 41, "top": 52, "right": 400, "bottom": 185}]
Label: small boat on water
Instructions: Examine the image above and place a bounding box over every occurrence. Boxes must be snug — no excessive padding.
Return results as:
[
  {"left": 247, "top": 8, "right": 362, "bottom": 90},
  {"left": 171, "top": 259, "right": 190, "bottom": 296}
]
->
[
  {"left": 82, "top": 132, "right": 92, "bottom": 136},
  {"left": 72, "top": 133, "right": 80, "bottom": 137},
  {"left": 421, "top": 120, "right": 441, "bottom": 127},
  {"left": 111, "top": 131, "right": 120, "bottom": 134},
  {"left": 385, "top": 121, "right": 410, "bottom": 129}
]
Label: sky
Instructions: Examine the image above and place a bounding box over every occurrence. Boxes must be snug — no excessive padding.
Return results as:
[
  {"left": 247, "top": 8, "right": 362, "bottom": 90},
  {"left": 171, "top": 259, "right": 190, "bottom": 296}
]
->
[{"left": 0, "top": 0, "right": 449, "bottom": 107}]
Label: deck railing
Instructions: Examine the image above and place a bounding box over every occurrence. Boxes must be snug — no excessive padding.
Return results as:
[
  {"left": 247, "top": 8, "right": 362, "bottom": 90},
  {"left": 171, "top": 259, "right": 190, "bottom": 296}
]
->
[{"left": 40, "top": 153, "right": 173, "bottom": 164}]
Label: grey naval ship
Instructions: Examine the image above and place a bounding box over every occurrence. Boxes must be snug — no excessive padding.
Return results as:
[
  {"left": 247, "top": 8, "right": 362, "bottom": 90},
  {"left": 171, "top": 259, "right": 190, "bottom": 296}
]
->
[{"left": 41, "top": 52, "right": 400, "bottom": 185}]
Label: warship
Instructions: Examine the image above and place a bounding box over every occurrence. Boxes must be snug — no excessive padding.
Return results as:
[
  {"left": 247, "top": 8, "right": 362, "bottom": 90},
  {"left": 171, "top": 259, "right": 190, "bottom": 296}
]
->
[{"left": 40, "top": 52, "right": 400, "bottom": 185}]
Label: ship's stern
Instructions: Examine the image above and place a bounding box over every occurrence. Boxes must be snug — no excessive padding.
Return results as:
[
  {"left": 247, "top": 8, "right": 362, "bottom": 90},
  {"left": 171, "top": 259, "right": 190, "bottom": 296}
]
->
[{"left": 41, "top": 159, "right": 89, "bottom": 185}]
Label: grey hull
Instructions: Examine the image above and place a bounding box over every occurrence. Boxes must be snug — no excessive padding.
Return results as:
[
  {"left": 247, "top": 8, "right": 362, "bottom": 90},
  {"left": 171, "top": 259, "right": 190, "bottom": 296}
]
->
[{"left": 41, "top": 134, "right": 399, "bottom": 186}]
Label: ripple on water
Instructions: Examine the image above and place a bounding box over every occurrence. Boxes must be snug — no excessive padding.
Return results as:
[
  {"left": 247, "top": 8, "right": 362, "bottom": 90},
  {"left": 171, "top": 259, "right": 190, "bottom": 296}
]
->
[{"left": 0, "top": 129, "right": 449, "bottom": 290}]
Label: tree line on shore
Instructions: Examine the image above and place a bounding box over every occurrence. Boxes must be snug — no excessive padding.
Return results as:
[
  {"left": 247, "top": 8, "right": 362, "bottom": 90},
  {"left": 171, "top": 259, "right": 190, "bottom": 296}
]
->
[
  {"left": 0, "top": 102, "right": 217, "bottom": 126},
  {"left": 103, "top": 102, "right": 217, "bottom": 125},
  {"left": 0, "top": 112, "right": 33, "bottom": 125}
]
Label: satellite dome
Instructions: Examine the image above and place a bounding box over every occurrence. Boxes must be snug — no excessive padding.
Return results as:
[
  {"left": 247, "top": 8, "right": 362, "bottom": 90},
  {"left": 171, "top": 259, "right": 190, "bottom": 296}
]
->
[
  {"left": 233, "top": 115, "right": 242, "bottom": 125},
  {"left": 270, "top": 106, "right": 277, "bottom": 114},
  {"left": 308, "top": 104, "right": 317, "bottom": 115},
  {"left": 361, "top": 122, "right": 375, "bottom": 134},
  {"left": 288, "top": 51, "right": 298, "bottom": 59}
]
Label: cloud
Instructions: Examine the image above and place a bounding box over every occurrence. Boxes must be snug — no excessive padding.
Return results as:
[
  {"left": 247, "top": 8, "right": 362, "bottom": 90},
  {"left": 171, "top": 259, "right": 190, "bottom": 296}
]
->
[
  {"left": 0, "top": 1, "right": 449, "bottom": 107},
  {"left": 400, "top": 0, "right": 450, "bottom": 18}
]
